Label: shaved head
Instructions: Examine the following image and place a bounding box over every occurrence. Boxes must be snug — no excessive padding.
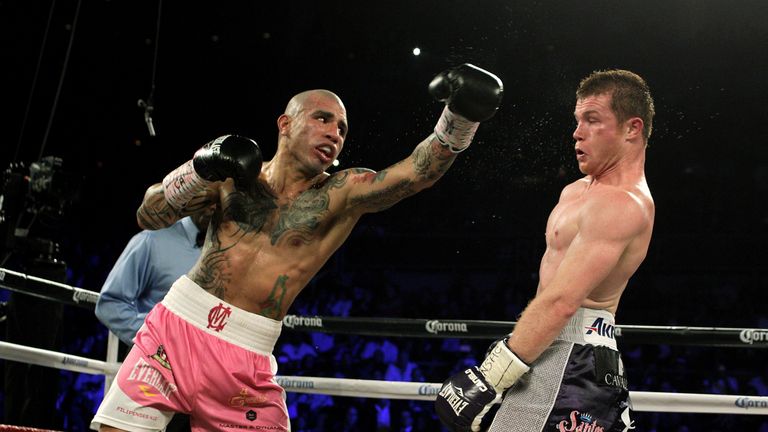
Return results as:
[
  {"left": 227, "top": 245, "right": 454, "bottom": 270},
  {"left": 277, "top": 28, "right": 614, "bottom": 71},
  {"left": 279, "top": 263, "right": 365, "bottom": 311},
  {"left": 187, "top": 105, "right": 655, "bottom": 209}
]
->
[{"left": 284, "top": 89, "right": 345, "bottom": 117}]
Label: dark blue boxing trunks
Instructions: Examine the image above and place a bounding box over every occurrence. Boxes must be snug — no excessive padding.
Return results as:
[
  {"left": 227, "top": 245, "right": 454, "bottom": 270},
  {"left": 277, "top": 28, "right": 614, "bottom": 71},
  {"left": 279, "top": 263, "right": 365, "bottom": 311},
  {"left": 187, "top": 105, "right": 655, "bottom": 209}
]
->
[{"left": 488, "top": 308, "right": 634, "bottom": 432}]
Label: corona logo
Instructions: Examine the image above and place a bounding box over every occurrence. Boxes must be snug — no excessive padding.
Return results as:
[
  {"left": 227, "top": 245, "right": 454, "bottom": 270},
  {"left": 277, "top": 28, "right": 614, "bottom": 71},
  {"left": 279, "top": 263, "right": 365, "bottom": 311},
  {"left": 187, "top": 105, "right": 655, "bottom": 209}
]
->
[
  {"left": 73, "top": 290, "right": 99, "bottom": 305},
  {"left": 739, "top": 329, "right": 768, "bottom": 345},
  {"left": 735, "top": 397, "right": 768, "bottom": 409},
  {"left": 418, "top": 384, "right": 440, "bottom": 396},
  {"left": 283, "top": 315, "right": 323, "bottom": 329},
  {"left": 207, "top": 303, "right": 232, "bottom": 332},
  {"left": 276, "top": 377, "right": 315, "bottom": 389},
  {"left": 425, "top": 320, "right": 468, "bottom": 334}
]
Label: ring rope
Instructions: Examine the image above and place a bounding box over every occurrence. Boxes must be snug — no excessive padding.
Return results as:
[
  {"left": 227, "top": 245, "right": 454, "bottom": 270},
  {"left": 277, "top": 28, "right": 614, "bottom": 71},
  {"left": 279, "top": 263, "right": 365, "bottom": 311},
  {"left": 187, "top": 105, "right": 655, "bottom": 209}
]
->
[
  {"left": 0, "top": 340, "right": 120, "bottom": 375},
  {"left": 2, "top": 267, "right": 767, "bottom": 348},
  {"left": 0, "top": 426, "right": 63, "bottom": 431},
  {"left": 275, "top": 376, "right": 768, "bottom": 415},
  {"left": 0, "top": 267, "right": 98, "bottom": 309},
  {"left": 282, "top": 315, "right": 768, "bottom": 348},
  {"left": 0, "top": 341, "right": 765, "bottom": 415}
]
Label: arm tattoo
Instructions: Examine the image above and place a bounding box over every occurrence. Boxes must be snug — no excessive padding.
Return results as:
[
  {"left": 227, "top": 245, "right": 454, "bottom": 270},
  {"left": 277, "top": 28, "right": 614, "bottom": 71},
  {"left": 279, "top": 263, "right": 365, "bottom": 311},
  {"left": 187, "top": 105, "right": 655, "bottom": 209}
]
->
[
  {"left": 350, "top": 168, "right": 387, "bottom": 184},
  {"left": 136, "top": 203, "right": 177, "bottom": 230},
  {"left": 346, "top": 140, "right": 451, "bottom": 212},
  {"left": 413, "top": 139, "right": 454, "bottom": 181},
  {"left": 136, "top": 187, "right": 179, "bottom": 229},
  {"left": 412, "top": 143, "right": 432, "bottom": 176},
  {"left": 137, "top": 185, "right": 213, "bottom": 230},
  {"left": 349, "top": 178, "right": 415, "bottom": 211},
  {"left": 259, "top": 275, "right": 289, "bottom": 319}
]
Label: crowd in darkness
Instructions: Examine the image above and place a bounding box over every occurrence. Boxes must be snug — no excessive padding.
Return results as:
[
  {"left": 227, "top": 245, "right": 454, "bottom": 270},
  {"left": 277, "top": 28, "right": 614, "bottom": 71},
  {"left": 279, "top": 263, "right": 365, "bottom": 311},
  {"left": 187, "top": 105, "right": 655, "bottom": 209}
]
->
[{"left": 0, "top": 227, "right": 767, "bottom": 430}]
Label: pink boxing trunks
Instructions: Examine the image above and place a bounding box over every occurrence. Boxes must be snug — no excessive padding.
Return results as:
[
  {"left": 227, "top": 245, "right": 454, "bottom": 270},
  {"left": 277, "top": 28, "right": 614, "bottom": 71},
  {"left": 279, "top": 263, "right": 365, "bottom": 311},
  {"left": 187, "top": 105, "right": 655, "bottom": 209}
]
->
[{"left": 91, "top": 275, "right": 289, "bottom": 431}]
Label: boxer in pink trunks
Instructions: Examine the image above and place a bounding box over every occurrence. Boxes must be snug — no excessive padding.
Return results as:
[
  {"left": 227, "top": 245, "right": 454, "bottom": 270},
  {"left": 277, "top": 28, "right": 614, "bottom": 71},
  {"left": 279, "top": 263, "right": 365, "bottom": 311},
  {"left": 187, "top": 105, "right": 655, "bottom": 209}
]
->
[
  {"left": 93, "top": 64, "right": 505, "bottom": 431},
  {"left": 93, "top": 276, "right": 287, "bottom": 431}
]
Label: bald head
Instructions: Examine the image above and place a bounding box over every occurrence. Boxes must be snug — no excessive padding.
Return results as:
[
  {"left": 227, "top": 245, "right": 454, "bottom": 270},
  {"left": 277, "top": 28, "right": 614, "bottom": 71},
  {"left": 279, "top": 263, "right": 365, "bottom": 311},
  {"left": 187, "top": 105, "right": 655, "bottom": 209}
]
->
[
  {"left": 276, "top": 89, "right": 349, "bottom": 166},
  {"left": 284, "top": 89, "right": 345, "bottom": 117}
]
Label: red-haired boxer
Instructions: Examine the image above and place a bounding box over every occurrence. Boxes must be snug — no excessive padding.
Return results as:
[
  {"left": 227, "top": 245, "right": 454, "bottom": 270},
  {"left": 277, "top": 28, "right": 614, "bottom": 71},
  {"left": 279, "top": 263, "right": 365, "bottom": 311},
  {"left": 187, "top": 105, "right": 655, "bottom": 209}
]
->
[{"left": 436, "top": 70, "right": 655, "bottom": 432}]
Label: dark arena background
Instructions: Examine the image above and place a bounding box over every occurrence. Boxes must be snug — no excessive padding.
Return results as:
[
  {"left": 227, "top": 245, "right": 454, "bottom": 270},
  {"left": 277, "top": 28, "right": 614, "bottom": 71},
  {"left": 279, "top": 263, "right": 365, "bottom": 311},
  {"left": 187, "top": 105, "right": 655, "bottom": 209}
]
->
[{"left": 2, "top": 0, "right": 768, "bottom": 430}]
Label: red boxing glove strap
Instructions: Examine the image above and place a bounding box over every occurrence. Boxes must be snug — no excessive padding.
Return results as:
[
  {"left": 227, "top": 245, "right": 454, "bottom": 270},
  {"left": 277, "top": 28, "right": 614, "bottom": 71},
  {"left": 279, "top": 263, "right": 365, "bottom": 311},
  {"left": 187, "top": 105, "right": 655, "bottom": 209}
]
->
[
  {"left": 434, "top": 106, "right": 480, "bottom": 153},
  {"left": 162, "top": 160, "right": 212, "bottom": 210}
]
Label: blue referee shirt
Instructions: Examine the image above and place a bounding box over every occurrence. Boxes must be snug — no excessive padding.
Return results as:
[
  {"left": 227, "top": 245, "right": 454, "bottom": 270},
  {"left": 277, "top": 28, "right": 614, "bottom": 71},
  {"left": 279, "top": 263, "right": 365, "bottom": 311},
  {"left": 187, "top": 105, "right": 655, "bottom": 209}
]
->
[{"left": 95, "top": 217, "right": 202, "bottom": 345}]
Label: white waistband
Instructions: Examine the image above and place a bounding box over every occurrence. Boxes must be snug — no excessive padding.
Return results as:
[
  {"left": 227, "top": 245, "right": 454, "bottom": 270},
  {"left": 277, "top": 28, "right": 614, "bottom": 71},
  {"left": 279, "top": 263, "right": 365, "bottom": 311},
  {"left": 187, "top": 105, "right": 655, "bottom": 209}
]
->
[
  {"left": 161, "top": 275, "right": 282, "bottom": 355},
  {"left": 557, "top": 307, "right": 618, "bottom": 350}
]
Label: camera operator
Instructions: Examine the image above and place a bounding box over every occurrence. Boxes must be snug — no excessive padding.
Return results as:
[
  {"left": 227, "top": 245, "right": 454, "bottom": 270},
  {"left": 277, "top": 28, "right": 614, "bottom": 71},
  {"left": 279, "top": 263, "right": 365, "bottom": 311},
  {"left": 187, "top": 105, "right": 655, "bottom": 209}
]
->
[{"left": 0, "top": 157, "right": 78, "bottom": 429}]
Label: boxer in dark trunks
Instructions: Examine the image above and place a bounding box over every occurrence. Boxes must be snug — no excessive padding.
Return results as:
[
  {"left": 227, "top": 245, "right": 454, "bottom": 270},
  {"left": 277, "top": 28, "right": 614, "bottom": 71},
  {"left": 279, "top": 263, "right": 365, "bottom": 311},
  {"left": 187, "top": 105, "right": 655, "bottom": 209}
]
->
[{"left": 436, "top": 69, "right": 655, "bottom": 432}]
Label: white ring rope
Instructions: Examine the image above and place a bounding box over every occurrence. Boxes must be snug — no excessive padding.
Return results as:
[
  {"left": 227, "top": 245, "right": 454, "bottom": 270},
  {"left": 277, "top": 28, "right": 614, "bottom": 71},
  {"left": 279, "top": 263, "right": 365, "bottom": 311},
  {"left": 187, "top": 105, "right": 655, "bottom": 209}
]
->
[
  {"left": 1, "top": 268, "right": 767, "bottom": 417},
  {"left": 0, "top": 341, "right": 765, "bottom": 415},
  {"left": 0, "top": 341, "right": 120, "bottom": 376}
]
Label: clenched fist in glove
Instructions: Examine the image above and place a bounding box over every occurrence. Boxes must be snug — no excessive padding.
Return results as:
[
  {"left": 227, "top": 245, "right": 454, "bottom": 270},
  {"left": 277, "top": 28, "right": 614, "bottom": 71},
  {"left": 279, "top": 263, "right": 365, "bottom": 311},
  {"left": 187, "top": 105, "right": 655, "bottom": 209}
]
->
[
  {"left": 435, "top": 337, "right": 530, "bottom": 431},
  {"left": 162, "top": 135, "right": 262, "bottom": 210},
  {"left": 429, "top": 64, "right": 504, "bottom": 153}
]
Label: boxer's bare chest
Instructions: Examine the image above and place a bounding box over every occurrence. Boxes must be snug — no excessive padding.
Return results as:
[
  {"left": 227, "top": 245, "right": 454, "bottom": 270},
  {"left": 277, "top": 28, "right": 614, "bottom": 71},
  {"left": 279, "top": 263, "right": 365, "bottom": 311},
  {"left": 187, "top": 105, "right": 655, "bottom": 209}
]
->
[
  {"left": 194, "top": 176, "right": 349, "bottom": 314},
  {"left": 215, "top": 175, "right": 345, "bottom": 249},
  {"left": 546, "top": 195, "right": 585, "bottom": 252}
]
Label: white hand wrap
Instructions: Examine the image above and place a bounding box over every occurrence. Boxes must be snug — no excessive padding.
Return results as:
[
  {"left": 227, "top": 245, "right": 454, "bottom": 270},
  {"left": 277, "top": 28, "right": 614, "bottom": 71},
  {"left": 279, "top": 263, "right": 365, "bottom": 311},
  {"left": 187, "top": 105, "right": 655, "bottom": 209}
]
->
[
  {"left": 434, "top": 106, "right": 480, "bottom": 153},
  {"left": 162, "top": 159, "right": 212, "bottom": 211},
  {"left": 478, "top": 338, "right": 530, "bottom": 394}
]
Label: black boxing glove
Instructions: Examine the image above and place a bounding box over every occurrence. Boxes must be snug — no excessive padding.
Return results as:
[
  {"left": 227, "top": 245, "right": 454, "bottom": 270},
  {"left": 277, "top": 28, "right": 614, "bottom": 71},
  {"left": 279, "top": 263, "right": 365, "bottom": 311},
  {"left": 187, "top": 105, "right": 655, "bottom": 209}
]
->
[
  {"left": 429, "top": 64, "right": 504, "bottom": 153},
  {"left": 163, "top": 135, "right": 262, "bottom": 210},
  {"left": 192, "top": 135, "right": 262, "bottom": 187},
  {"left": 435, "top": 338, "right": 529, "bottom": 431}
]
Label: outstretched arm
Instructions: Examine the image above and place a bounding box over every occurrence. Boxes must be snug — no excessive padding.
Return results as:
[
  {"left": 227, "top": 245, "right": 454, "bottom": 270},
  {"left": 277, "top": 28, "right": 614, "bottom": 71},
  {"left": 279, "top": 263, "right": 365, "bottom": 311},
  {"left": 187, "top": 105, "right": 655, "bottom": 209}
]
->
[
  {"left": 343, "top": 64, "right": 504, "bottom": 215},
  {"left": 340, "top": 134, "right": 455, "bottom": 214}
]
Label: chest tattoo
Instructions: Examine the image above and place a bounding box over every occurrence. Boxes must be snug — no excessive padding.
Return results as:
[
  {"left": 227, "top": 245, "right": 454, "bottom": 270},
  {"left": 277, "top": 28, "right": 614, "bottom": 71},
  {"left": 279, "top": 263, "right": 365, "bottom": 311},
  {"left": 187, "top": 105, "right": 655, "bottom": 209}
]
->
[
  {"left": 269, "top": 174, "right": 346, "bottom": 245},
  {"left": 194, "top": 185, "right": 277, "bottom": 296},
  {"left": 193, "top": 175, "right": 345, "bottom": 296},
  {"left": 225, "top": 186, "right": 278, "bottom": 235}
]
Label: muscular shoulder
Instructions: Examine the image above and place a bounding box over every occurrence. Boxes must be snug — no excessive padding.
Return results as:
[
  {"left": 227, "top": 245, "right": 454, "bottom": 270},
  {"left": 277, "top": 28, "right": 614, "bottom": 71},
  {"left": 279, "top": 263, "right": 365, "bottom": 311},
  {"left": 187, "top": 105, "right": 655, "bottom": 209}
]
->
[
  {"left": 581, "top": 185, "right": 653, "bottom": 240},
  {"left": 559, "top": 177, "right": 590, "bottom": 201}
]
